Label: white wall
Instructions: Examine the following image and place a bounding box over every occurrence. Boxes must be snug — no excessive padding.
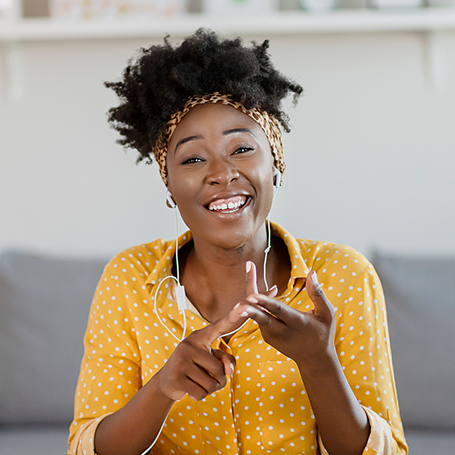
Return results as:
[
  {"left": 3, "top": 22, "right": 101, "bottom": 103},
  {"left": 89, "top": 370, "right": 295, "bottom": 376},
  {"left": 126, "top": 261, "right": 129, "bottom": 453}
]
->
[{"left": 1, "top": 29, "right": 454, "bottom": 260}]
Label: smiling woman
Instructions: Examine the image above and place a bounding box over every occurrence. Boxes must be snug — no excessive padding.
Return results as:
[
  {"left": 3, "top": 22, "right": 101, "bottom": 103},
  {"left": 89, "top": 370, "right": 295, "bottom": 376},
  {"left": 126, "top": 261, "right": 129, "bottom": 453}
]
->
[{"left": 68, "top": 29, "right": 408, "bottom": 455}]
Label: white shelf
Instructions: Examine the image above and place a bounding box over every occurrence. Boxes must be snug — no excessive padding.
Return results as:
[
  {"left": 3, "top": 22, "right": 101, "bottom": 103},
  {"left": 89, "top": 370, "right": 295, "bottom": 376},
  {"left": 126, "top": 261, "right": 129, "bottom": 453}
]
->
[{"left": 1, "top": 8, "right": 455, "bottom": 42}]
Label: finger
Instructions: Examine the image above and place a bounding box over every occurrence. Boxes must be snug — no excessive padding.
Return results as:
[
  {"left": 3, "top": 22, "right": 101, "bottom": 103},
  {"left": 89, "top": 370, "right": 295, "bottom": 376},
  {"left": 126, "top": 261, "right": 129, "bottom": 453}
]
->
[
  {"left": 239, "top": 304, "right": 273, "bottom": 327},
  {"left": 184, "top": 376, "right": 218, "bottom": 402},
  {"left": 198, "top": 304, "right": 249, "bottom": 346},
  {"left": 245, "top": 261, "right": 259, "bottom": 296},
  {"left": 197, "top": 349, "right": 230, "bottom": 379},
  {"left": 306, "top": 271, "right": 336, "bottom": 318},
  {"left": 246, "top": 294, "right": 292, "bottom": 322},
  {"left": 185, "top": 354, "right": 226, "bottom": 393},
  {"left": 264, "top": 285, "right": 278, "bottom": 298},
  {"left": 211, "top": 349, "right": 236, "bottom": 376}
]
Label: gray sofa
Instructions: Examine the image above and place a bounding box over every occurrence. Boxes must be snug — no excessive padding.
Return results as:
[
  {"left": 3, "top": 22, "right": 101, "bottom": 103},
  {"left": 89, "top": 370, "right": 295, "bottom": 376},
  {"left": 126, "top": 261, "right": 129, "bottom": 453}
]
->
[
  {"left": 0, "top": 250, "right": 107, "bottom": 454},
  {"left": 0, "top": 249, "right": 454, "bottom": 454}
]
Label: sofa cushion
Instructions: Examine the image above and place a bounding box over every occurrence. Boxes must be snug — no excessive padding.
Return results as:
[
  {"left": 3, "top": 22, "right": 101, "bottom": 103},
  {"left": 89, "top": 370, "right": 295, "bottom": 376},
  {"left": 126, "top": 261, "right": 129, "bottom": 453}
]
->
[
  {"left": 0, "top": 250, "right": 107, "bottom": 425},
  {"left": 404, "top": 428, "right": 455, "bottom": 455},
  {"left": 0, "top": 425, "right": 70, "bottom": 455},
  {"left": 373, "top": 253, "right": 455, "bottom": 430}
]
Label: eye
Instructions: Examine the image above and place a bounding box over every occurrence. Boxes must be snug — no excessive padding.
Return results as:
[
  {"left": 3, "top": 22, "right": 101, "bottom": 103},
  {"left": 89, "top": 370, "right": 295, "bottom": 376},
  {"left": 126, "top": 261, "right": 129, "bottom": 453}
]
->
[
  {"left": 233, "top": 146, "right": 254, "bottom": 155},
  {"left": 181, "top": 156, "right": 203, "bottom": 165}
]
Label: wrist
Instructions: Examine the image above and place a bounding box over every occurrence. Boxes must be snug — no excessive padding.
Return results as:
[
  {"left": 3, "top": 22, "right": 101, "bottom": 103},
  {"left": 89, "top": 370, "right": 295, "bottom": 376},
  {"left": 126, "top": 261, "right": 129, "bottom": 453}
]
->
[
  {"left": 296, "top": 346, "right": 341, "bottom": 381},
  {"left": 150, "top": 368, "right": 178, "bottom": 404}
]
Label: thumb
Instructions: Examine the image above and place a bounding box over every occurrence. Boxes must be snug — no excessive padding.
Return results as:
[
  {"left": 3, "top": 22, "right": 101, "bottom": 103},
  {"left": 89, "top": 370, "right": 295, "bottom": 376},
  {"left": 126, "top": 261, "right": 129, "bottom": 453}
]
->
[
  {"left": 306, "top": 271, "right": 336, "bottom": 319},
  {"left": 211, "top": 349, "right": 236, "bottom": 376}
]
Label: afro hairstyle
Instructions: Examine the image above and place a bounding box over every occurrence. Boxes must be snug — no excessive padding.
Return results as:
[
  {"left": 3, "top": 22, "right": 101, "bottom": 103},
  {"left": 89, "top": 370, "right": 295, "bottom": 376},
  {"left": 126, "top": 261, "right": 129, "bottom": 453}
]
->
[{"left": 105, "top": 28, "right": 303, "bottom": 164}]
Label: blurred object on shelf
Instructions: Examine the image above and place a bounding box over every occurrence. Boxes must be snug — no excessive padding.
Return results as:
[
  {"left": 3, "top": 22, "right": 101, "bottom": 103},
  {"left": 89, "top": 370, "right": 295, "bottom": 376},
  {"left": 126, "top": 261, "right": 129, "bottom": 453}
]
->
[
  {"left": 50, "top": 0, "right": 187, "bottom": 20},
  {"left": 203, "top": 0, "right": 278, "bottom": 15},
  {"left": 369, "top": 0, "right": 423, "bottom": 7},
  {"left": 24, "top": 0, "right": 50, "bottom": 17},
  {"left": 279, "top": 0, "right": 302, "bottom": 10},
  {"left": 340, "top": 0, "right": 369, "bottom": 7},
  {"left": 186, "top": 0, "right": 202, "bottom": 13},
  {"left": 287, "top": 0, "right": 368, "bottom": 10},
  {"left": 300, "top": 0, "right": 339, "bottom": 11}
]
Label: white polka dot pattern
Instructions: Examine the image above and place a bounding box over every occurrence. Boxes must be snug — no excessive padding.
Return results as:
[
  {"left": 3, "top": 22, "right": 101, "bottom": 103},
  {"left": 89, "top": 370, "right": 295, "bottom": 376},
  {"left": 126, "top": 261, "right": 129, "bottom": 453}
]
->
[{"left": 68, "top": 223, "right": 407, "bottom": 455}]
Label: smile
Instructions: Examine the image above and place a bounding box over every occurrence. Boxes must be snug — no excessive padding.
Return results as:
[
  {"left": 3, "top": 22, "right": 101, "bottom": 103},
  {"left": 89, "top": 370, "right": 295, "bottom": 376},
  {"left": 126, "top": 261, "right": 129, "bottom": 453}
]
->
[{"left": 207, "top": 195, "right": 248, "bottom": 213}]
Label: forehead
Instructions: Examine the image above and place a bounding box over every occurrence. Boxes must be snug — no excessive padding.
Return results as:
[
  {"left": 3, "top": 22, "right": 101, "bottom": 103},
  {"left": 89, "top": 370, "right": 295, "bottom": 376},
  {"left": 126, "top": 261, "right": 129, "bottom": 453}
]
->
[{"left": 170, "top": 103, "right": 266, "bottom": 140}]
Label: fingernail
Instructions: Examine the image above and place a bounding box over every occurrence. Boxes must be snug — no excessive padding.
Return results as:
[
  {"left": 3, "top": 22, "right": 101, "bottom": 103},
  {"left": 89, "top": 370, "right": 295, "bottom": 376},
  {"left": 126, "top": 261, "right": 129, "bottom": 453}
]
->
[
  {"left": 240, "top": 311, "right": 249, "bottom": 317},
  {"left": 247, "top": 296, "right": 258, "bottom": 304},
  {"left": 233, "top": 303, "right": 240, "bottom": 309},
  {"left": 229, "top": 363, "right": 235, "bottom": 376},
  {"left": 189, "top": 395, "right": 197, "bottom": 401},
  {"left": 246, "top": 261, "right": 252, "bottom": 273}
]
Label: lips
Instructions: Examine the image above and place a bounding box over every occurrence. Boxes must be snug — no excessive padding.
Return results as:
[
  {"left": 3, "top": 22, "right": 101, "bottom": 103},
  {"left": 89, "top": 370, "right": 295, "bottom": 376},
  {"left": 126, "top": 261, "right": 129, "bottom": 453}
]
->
[{"left": 207, "top": 195, "right": 248, "bottom": 213}]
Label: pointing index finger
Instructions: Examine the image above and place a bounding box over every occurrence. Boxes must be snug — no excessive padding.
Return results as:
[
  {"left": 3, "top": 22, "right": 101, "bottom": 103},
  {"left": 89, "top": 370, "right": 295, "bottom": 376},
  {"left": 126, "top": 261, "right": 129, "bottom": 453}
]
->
[{"left": 198, "top": 304, "right": 249, "bottom": 347}]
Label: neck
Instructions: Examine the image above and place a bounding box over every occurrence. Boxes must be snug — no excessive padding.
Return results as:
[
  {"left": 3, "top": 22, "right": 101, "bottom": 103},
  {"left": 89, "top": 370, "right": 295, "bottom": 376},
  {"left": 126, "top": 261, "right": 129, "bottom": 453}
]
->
[
  {"left": 179, "top": 222, "right": 271, "bottom": 322},
  {"left": 193, "top": 221, "right": 269, "bottom": 287}
]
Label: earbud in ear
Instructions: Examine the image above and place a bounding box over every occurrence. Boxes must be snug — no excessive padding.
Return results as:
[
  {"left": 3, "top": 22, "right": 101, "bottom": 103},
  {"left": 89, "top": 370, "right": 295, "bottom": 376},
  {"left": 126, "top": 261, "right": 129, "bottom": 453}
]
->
[
  {"left": 166, "top": 191, "right": 177, "bottom": 209},
  {"left": 273, "top": 168, "right": 282, "bottom": 188}
]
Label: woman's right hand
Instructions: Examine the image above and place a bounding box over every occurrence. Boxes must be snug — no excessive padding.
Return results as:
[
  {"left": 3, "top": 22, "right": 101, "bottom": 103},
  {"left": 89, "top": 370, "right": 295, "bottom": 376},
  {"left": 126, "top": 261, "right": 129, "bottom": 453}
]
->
[
  {"left": 157, "top": 310, "right": 243, "bottom": 402},
  {"left": 157, "top": 263, "right": 279, "bottom": 403}
]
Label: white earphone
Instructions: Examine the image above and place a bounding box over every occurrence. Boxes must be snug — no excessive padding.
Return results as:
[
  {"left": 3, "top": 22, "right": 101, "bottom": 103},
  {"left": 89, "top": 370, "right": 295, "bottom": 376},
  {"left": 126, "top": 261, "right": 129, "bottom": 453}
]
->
[
  {"left": 273, "top": 167, "right": 282, "bottom": 188},
  {"left": 166, "top": 191, "right": 177, "bottom": 209}
]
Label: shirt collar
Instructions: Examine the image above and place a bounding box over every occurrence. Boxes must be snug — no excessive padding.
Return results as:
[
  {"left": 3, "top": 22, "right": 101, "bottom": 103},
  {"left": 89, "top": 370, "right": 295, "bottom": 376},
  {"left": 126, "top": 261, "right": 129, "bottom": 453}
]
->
[
  {"left": 145, "top": 222, "right": 309, "bottom": 297},
  {"left": 269, "top": 222, "right": 309, "bottom": 298},
  {"left": 144, "top": 230, "right": 193, "bottom": 289}
]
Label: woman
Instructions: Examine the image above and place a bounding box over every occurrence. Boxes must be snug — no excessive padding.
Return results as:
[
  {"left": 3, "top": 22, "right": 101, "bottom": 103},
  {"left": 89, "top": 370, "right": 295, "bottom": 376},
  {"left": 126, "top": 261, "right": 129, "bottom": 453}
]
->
[{"left": 69, "top": 29, "right": 408, "bottom": 455}]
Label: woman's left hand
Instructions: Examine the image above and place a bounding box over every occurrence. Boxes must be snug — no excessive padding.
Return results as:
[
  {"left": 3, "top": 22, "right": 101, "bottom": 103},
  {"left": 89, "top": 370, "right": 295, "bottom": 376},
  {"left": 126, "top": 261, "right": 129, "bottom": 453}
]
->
[{"left": 237, "top": 261, "right": 338, "bottom": 371}]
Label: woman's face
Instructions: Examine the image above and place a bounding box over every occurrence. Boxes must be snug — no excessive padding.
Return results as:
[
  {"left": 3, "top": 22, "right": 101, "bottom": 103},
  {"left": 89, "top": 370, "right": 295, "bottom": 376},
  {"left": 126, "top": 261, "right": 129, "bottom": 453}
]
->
[{"left": 166, "top": 103, "right": 275, "bottom": 251}]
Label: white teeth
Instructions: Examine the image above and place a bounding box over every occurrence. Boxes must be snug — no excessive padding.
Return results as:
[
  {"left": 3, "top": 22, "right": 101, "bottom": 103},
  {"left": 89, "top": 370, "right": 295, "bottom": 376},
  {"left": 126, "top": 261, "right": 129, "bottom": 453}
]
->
[{"left": 208, "top": 198, "right": 247, "bottom": 212}]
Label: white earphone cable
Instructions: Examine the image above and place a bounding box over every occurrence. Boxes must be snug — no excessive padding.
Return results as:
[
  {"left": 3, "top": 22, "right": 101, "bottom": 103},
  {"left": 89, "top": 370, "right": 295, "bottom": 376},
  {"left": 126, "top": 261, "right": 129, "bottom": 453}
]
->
[
  {"left": 153, "top": 206, "right": 187, "bottom": 343},
  {"left": 263, "top": 182, "right": 279, "bottom": 292},
  {"left": 147, "top": 208, "right": 186, "bottom": 454}
]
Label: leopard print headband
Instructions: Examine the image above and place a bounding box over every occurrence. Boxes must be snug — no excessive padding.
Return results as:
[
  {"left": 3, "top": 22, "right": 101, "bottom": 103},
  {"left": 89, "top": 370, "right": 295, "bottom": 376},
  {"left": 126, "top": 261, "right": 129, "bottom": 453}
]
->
[{"left": 153, "top": 92, "right": 285, "bottom": 187}]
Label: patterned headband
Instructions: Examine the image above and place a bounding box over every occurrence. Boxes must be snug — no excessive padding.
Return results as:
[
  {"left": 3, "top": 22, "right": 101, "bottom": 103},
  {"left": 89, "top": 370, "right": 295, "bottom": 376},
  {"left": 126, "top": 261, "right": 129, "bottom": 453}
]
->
[{"left": 153, "top": 92, "right": 285, "bottom": 187}]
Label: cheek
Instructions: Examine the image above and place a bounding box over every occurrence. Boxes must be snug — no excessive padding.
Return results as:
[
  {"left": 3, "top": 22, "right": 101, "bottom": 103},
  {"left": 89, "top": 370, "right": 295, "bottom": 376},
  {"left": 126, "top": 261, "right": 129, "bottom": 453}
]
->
[
  {"left": 166, "top": 171, "right": 202, "bottom": 222},
  {"left": 166, "top": 159, "right": 192, "bottom": 203}
]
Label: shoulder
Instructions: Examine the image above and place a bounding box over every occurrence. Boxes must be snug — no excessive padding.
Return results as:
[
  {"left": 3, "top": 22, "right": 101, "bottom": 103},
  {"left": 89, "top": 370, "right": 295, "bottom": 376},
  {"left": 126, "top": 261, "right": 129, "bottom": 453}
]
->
[
  {"left": 101, "top": 238, "right": 172, "bottom": 280},
  {"left": 296, "top": 238, "right": 372, "bottom": 272},
  {"left": 294, "top": 237, "right": 381, "bottom": 294}
]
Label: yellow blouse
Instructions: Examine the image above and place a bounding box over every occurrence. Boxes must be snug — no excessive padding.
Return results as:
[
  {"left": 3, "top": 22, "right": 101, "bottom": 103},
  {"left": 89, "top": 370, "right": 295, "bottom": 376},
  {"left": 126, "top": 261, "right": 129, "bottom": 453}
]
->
[{"left": 69, "top": 223, "right": 408, "bottom": 455}]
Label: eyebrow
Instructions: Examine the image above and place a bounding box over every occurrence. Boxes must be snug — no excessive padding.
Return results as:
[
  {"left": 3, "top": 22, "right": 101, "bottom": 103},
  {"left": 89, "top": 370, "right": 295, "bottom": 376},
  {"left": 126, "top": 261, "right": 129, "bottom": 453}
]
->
[
  {"left": 223, "top": 128, "right": 256, "bottom": 137},
  {"left": 174, "top": 135, "right": 203, "bottom": 154}
]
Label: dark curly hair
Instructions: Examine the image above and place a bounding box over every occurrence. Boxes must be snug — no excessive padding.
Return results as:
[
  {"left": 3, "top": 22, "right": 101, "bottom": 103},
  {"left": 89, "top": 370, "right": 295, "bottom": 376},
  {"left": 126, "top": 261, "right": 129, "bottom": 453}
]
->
[{"left": 105, "top": 28, "right": 303, "bottom": 164}]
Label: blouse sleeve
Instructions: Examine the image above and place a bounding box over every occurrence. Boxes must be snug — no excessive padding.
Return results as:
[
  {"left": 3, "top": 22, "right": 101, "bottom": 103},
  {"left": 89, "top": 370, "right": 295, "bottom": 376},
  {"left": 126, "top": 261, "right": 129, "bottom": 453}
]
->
[
  {"left": 68, "top": 256, "right": 143, "bottom": 454},
  {"left": 319, "top": 247, "right": 408, "bottom": 455}
]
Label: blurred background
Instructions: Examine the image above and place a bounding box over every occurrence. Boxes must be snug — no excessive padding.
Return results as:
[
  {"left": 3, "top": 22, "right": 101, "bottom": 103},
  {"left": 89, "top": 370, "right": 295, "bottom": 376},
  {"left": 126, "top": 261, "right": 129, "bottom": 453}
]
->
[{"left": 1, "top": 0, "right": 454, "bottom": 260}]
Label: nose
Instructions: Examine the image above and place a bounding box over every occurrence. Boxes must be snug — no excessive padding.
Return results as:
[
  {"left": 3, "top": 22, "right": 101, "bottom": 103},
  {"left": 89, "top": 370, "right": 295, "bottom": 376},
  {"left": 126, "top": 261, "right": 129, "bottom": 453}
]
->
[{"left": 206, "top": 157, "right": 240, "bottom": 186}]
